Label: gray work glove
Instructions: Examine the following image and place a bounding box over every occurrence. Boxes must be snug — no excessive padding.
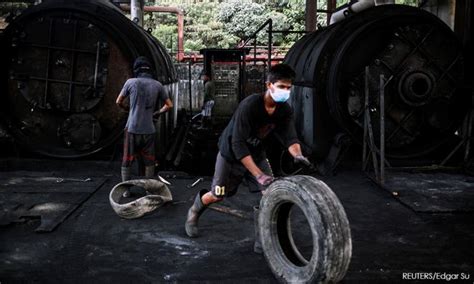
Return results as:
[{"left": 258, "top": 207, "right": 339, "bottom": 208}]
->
[
  {"left": 294, "top": 155, "right": 311, "bottom": 167},
  {"left": 294, "top": 155, "right": 318, "bottom": 173},
  {"left": 256, "top": 174, "right": 274, "bottom": 186}
]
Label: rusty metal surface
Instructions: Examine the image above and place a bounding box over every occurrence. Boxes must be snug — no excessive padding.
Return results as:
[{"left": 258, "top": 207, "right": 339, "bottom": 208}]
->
[{"left": 0, "top": 0, "right": 177, "bottom": 158}]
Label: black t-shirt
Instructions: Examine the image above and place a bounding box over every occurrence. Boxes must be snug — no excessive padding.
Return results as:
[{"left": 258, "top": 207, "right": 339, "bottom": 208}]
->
[{"left": 218, "top": 93, "right": 299, "bottom": 162}]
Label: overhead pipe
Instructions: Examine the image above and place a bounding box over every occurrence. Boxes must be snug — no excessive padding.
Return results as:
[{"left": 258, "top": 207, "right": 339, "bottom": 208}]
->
[
  {"left": 305, "top": 0, "right": 317, "bottom": 31},
  {"left": 239, "top": 19, "right": 273, "bottom": 72},
  {"left": 330, "top": 0, "right": 396, "bottom": 25},
  {"left": 120, "top": 4, "right": 184, "bottom": 62},
  {"left": 326, "top": 0, "right": 336, "bottom": 26},
  {"left": 130, "top": 0, "right": 144, "bottom": 27},
  {"left": 330, "top": 0, "right": 375, "bottom": 24}
]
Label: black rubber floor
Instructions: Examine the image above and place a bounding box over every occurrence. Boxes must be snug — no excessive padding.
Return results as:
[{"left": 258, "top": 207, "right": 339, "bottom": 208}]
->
[{"left": 0, "top": 159, "right": 473, "bottom": 282}]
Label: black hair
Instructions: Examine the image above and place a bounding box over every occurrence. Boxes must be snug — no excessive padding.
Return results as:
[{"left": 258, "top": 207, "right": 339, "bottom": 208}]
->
[
  {"left": 133, "top": 56, "right": 153, "bottom": 77},
  {"left": 267, "top": 64, "right": 295, "bottom": 83}
]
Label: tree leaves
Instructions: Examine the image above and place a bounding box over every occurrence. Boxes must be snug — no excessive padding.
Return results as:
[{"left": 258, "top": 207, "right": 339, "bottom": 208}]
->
[{"left": 145, "top": 0, "right": 419, "bottom": 52}]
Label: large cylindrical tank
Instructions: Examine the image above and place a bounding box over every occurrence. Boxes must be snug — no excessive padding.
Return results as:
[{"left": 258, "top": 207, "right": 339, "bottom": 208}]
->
[
  {"left": 285, "top": 5, "right": 468, "bottom": 160},
  {"left": 0, "top": 0, "right": 177, "bottom": 158}
]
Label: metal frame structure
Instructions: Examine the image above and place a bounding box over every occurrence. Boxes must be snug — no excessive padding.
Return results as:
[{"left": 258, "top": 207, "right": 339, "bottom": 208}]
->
[
  {"left": 362, "top": 66, "right": 474, "bottom": 186},
  {"left": 362, "top": 68, "right": 389, "bottom": 185},
  {"left": 14, "top": 18, "right": 107, "bottom": 112}
]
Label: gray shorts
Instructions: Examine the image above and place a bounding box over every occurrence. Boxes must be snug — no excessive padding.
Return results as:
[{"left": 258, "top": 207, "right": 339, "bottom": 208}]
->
[{"left": 211, "top": 152, "right": 273, "bottom": 198}]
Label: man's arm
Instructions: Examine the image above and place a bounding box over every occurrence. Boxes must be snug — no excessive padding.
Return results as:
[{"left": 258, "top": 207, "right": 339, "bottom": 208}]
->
[
  {"left": 276, "top": 108, "right": 301, "bottom": 157},
  {"left": 116, "top": 94, "right": 129, "bottom": 111},
  {"left": 154, "top": 98, "right": 173, "bottom": 116},
  {"left": 231, "top": 103, "right": 260, "bottom": 175},
  {"left": 241, "top": 155, "right": 273, "bottom": 186},
  {"left": 232, "top": 105, "right": 272, "bottom": 186},
  {"left": 278, "top": 108, "right": 312, "bottom": 166},
  {"left": 116, "top": 80, "right": 130, "bottom": 111},
  {"left": 288, "top": 143, "right": 303, "bottom": 157},
  {"left": 289, "top": 142, "right": 313, "bottom": 167},
  {"left": 240, "top": 155, "right": 264, "bottom": 177}
]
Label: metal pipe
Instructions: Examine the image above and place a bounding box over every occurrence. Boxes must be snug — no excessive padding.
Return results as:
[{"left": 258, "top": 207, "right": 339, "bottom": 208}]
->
[
  {"left": 305, "top": 0, "right": 317, "bottom": 31},
  {"left": 270, "top": 30, "right": 310, "bottom": 34},
  {"left": 130, "top": 0, "right": 144, "bottom": 27},
  {"left": 176, "top": 12, "right": 184, "bottom": 62},
  {"left": 188, "top": 60, "right": 192, "bottom": 114},
  {"left": 268, "top": 19, "right": 272, "bottom": 73},
  {"left": 330, "top": 0, "right": 375, "bottom": 25},
  {"left": 253, "top": 39, "right": 257, "bottom": 65},
  {"left": 374, "top": 0, "right": 395, "bottom": 4},
  {"left": 120, "top": 5, "right": 185, "bottom": 62},
  {"left": 362, "top": 66, "right": 369, "bottom": 171},
  {"left": 380, "top": 74, "right": 385, "bottom": 185},
  {"left": 240, "top": 55, "right": 245, "bottom": 101},
  {"left": 327, "top": 0, "right": 336, "bottom": 26},
  {"left": 242, "top": 19, "right": 272, "bottom": 47},
  {"left": 464, "top": 110, "right": 473, "bottom": 162},
  {"left": 172, "top": 83, "right": 178, "bottom": 127}
]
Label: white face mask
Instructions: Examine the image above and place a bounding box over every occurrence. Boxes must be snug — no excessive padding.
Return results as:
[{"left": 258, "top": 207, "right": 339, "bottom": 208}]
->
[{"left": 270, "top": 86, "right": 291, "bottom": 103}]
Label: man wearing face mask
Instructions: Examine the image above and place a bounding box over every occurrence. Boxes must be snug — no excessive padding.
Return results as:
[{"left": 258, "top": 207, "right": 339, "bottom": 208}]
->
[{"left": 185, "top": 64, "right": 311, "bottom": 245}]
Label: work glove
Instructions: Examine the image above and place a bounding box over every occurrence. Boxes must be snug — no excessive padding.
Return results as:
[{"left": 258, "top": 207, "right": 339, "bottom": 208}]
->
[
  {"left": 256, "top": 174, "right": 274, "bottom": 186},
  {"left": 294, "top": 155, "right": 311, "bottom": 167}
]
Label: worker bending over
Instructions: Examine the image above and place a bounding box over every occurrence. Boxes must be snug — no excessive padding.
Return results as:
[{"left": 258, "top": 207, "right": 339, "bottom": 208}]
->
[{"left": 184, "top": 64, "right": 311, "bottom": 252}]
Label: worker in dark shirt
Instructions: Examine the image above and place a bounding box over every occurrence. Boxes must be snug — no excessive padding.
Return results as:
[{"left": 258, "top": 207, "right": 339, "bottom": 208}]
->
[
  {"left": 185, "top": 64, "right": 311, "bottom": 243},
  {"left": 116, "top": 56, "right": 173, "bottom": 186}
]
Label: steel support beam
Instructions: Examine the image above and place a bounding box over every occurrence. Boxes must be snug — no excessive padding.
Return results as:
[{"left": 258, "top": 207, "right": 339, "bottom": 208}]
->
[
  {"left": 305, "top": 0, "right": 317, "bottom": 31},
  {"left": 130, "top": 0, "right": 144, "bottom": 27},
  {"left": 120, "top": 4, "right": 185, "bottom": 61}
]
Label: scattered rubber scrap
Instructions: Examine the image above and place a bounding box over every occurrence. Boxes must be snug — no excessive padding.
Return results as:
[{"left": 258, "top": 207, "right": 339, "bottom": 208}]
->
[{"left": 109, "top": 179, "right": 172, "bottom": 219}]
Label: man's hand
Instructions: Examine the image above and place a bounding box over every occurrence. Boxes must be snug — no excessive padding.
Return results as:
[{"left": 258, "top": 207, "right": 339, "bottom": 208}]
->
[
  {"left": 116, "top": 94, "right": 129, "bottom": 111},
  {"left": 153, "top": 111, "right": 163, "bottom": 119},
  {"left": 256, "top": 174, "right": 274, "bottom": 186},
  {"left": 294, "top": 155, "right": 311, "bottom": 167}
]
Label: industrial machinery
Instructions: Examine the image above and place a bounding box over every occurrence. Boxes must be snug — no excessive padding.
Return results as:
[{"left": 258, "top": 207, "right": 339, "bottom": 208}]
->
[
  {"left": 0, "top": 0, "right": 177, "bottom": 158},
  {"left": 200, "top": 48, "right": 249, "bottom": 118},
  {"left": 165, "top": 49, "right": 250, "bottom": 175},
  {"left": 285, "top": 5, "right": 468, "bottom": 162}
]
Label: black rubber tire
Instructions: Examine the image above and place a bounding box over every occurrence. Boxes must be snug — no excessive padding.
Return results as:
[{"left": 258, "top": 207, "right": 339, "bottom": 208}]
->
[{"left": 259, "top": 175, "right": 352, "bottom": 283}]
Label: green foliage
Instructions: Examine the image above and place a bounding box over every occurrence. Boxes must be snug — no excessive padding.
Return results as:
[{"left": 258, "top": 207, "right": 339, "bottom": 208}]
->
[
  {"left": 395, "top": 0, "right": 419, "bottom": 6},
  {"left": 146, "top": 0, "right": 309, "bottom": 53},
  {"left": 181, "top": 2, "right": 239, "bottom": 51},
  {"left": 145, "top": 0, "right": 420, "bottom": 53},
  {"left": 0, "top": 3, "right": 30, "bottom": 18},
  {"left": 217, "top": 0, "right": 267, "bottom": 39},
  {"left": 152, "top": 24, "right": 177, "bottom": 50},
  {"left": 216, "top": 0, "right": 292, "bottom": 45}
]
